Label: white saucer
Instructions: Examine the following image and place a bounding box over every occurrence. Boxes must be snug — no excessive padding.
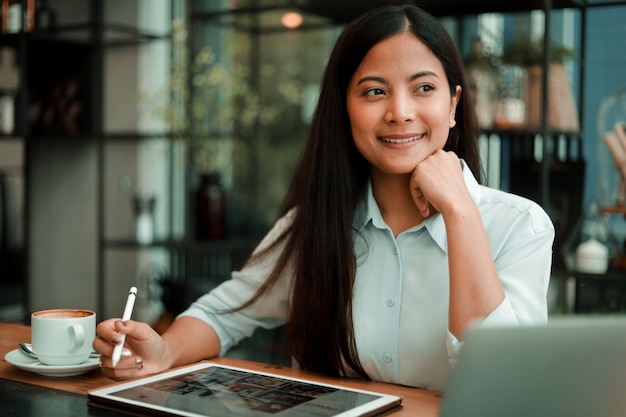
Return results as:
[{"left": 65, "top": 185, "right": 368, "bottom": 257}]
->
[{"left": 4, "top": 349, "right": 100, "bottom": 377}]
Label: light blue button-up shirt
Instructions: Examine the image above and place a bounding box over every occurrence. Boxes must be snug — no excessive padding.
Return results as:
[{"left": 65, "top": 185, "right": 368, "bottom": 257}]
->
[{"left": 180, "top": 161, "right": 555, "bottom": 391}]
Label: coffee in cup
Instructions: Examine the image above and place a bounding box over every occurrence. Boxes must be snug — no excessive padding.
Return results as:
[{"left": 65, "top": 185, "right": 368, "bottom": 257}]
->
[{"left": 31, "top": 308, "right": 96, "bottom": 366}]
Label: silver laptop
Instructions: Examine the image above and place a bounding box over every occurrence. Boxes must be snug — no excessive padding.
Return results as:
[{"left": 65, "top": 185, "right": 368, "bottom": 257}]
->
[{"left": 439, "top": 317, "right": 626, "bottom": 417}]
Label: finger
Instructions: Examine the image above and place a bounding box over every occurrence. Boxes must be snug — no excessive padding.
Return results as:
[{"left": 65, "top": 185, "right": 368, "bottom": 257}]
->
[
  {"left": 115, "top": 320, "right": 158, "bottom": 344},
  {"left": 99, "top": 357, "right": 145, "bottom": 381},
  {"left": 114, "top": 319, "right": 130, "bottom": 332},
  {"left": 113, "top": 319, "right": 140, "bottom": 337},
  {"left": 99, "top": 354, "right": 141, "bottom": 370},
  {"left": 96, "top": 347, "right": 132, "bottom": 366},
  {"left": 96, "top": 319, "right": 123, "bottom": 341},
  {"left": 103, "top": 328, "right": 124, "bottom": 345},
  {"left": 416, "top": 197, "right": 430, "bottom": 217},
  {"left": 92, "top": 334, "right": 121, "bottom": 356},
  {"left": 411, "top": 187, "right": 430, "bottom": 217},
  {"left": 92, "top": 335, "right": 112, "bottom": 355}
]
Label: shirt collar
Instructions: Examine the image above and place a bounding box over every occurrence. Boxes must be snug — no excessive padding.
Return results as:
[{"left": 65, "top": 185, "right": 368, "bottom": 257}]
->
[{"left": 353, "top": 159, "right": 482, "bottom": 253}]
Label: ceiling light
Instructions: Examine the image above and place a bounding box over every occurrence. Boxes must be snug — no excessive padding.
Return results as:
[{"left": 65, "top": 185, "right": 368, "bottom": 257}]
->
[{"left": 281, "top": 12, "right": 303, "bottom": 29}]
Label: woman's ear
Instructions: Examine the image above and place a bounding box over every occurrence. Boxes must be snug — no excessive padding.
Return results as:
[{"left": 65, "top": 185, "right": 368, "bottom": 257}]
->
[{"left": 449, "top": 85, "right": 462, "bottom": 126}]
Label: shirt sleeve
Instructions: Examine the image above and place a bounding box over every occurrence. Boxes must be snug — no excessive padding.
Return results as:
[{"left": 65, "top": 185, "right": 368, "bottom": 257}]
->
[
  {"left": 490, "top": 204, "right": 554, "bottom": 324},
  {"left": 177, "top": 213, "right": 294, "bottom": 356},
  {"left": 446, "top": 297, "right": 514, "bottom": 365},
  {"left": 446, "top": 200, "right": 555, "bottom": 366}
]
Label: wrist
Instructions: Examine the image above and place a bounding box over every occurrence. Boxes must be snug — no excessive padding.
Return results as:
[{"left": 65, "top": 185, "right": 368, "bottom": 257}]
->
[
  {"left": 160, "top": 331, "right": 182, "bottom": 369},
  {"left": 440, "top": 196, "right": 476, "bottom": 220}
]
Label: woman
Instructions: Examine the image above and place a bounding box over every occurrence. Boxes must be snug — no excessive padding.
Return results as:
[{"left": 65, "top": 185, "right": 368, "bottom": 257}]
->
[{"left": 94, "top": 4, "right": 554, "bottom": 391}]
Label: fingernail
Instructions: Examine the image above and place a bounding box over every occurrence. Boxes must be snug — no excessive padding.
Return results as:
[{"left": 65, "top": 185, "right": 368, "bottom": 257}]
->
[
  {"left": 111, "top": 334, "right": 122, "bottom": 344},
  {"left": 135, "top": 357, "right": 143, "bottom": 365},
  {"left": 121, "top": 348, "right": 132, "bottom": 358}
]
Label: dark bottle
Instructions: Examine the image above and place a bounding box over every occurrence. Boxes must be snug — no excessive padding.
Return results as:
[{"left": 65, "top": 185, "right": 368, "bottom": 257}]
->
[
  {"left": 194, "top": 172, "right": 226, "bottom": 240},
  {"left": 35, "top": 0, "right": 56, "bottom": 31}
]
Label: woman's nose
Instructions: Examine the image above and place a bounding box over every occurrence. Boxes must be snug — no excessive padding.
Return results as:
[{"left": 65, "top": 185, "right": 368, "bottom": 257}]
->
[{"left": 384, "top": 94, "right": 416, "bottom": 124}]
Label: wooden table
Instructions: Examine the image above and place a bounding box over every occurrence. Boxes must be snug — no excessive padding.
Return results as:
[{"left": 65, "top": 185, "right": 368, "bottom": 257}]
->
[{"left": 0, "top": 322, "right": 442, "bottom": 416}]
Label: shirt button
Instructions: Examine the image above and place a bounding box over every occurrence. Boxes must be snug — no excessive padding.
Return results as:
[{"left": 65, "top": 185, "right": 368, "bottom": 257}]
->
[
  {"left": 392, "top": 248, "right": 398, "bottom": 255},
  {"left": 383, "top": 353, "right": 392, "bottom": 363},
  {"left": 385, "top": 298, "right": 395, "bottom": 307}
]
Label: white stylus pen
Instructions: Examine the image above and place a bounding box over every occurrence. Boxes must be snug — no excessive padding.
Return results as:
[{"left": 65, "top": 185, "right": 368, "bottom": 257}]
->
[{"left": 111, "top": 286, "right": 138, "bottom": 367}]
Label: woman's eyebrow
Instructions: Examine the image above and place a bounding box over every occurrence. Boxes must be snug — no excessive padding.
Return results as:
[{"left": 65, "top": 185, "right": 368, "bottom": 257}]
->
[
  {"left": 355, "top": 70, "right": 440, "bottom": 86},
  {"left": 355, "top": 75, "right": 387, "bottom": 86},
  {"left": 408, "top": 70, "right": 439, "bottom": 81}
]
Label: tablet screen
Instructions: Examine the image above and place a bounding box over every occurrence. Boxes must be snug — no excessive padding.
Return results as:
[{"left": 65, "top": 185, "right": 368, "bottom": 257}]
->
[{"left": 88, "top": 363, "right": 402, "bottom": 417}]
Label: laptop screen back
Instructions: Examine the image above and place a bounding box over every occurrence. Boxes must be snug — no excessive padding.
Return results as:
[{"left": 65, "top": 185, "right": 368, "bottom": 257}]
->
[{"left": 439, "top": 317, "right": 626, "bottom": 417}]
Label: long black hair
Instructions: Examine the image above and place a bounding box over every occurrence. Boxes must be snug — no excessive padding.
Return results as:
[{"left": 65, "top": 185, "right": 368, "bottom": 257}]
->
[{"left": 237, "top": 3, "right": 481, "bottom": 379}]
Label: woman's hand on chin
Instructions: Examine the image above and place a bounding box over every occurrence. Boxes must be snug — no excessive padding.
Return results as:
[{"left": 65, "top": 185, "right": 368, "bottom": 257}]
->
[{"left": 409, "top": 150, "right": 468, "bottom": 217}]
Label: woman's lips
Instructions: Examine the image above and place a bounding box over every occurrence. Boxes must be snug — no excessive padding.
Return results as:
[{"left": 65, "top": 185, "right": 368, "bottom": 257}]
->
[{"left": 380, "top": 134, "right": 424, "bottom": 144}]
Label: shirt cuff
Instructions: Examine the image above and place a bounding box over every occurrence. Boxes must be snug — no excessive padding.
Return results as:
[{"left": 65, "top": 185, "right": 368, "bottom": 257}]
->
[
  {"left": 446, "top": 330, "right": 461, "bottom": 368},
  {"left": 480, "top": 296, "right": 518, "bottom": 327},
  {"left": 446, "top": 297, "right": 517, "bottom": 367}
]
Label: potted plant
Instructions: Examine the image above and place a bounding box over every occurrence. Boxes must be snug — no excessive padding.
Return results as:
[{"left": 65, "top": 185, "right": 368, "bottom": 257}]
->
[{"left": 502, "top": 34, "right": 579, "bottom": 132}]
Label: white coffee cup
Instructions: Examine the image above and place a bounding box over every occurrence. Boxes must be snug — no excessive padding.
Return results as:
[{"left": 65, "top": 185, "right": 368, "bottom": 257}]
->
[{"left": 31, "top": 309, "right": 96, "bottom": 366}]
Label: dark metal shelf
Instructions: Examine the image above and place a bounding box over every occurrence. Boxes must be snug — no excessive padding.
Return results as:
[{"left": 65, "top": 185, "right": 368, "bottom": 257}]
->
[
  {"left": 480, "top": 127, "right": 582, "bottom": 137},
  {"left": 0, "top": 22, "right": 169, "bottom": 46},
  {"left": 101, "top": 131, "right": 188, "bottom": 141},
  {"left": 102, "top": 235, "right": 261, "bottom": 253},
  {"left": 191, "top": 0, "right": 591, "bottom": 27},
  {"left": 297, "top": 0, "right": 588, "bottom": 22}
]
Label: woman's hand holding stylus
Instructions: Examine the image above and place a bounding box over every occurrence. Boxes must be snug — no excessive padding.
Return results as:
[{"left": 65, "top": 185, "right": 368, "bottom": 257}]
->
[
  {"left": 93, "top": 318, "right": 170, "bottom": 380},
  {"left": 94, "top": 316, "right": 222, "bottom": 381}
]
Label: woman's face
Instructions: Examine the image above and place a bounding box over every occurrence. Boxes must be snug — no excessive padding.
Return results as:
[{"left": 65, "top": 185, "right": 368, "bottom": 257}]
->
[{"left": 346, "top": 32, "right": 461, "bottom": 176}]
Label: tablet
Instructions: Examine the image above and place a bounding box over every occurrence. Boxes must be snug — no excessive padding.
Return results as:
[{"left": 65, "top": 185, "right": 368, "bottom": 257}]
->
[{"left": 88, "top": 362, "right": 403, "bottom": 417}]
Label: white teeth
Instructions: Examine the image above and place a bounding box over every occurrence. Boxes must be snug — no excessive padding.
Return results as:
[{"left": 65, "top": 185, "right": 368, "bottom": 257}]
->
[{"left": 381, "top": 135, "right": 422, "bottom": 143}]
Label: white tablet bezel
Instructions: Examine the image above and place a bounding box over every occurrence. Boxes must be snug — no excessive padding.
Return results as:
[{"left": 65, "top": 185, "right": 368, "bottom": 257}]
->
[{"left": 88, "top": 362, "right": 403, "bottom": 417}]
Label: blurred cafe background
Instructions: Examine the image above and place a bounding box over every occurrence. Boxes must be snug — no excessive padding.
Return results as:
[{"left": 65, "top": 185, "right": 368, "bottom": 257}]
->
[{"left": 1, "top": 0, "right": 626, "bottom": 362}]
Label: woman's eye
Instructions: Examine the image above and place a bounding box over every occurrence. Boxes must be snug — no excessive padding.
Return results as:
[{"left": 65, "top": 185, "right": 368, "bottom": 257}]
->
[
  {"left": 365, "top": 88, "right": 385, "bottom": 96},
  {"left": 417, "top": 84, "right": 435, "bottom": 93}
]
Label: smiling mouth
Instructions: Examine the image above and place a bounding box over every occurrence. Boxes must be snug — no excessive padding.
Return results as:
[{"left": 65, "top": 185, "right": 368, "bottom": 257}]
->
[{"left": 380, "top": 135, "right": 424, "bottom": 144}]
